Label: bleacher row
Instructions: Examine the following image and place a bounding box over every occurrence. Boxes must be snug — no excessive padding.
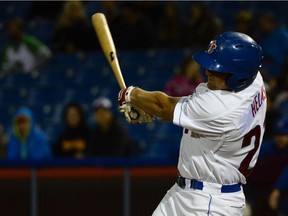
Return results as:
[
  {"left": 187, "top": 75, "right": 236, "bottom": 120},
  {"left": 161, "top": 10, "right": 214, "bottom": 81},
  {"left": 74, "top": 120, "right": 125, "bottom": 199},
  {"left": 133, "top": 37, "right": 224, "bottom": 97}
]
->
[
  {"left": 0, "top": 49, "right": 190, "bottom": 157},
  {"left": 1, "top": 1, "right": 288, "bottom": 51}
]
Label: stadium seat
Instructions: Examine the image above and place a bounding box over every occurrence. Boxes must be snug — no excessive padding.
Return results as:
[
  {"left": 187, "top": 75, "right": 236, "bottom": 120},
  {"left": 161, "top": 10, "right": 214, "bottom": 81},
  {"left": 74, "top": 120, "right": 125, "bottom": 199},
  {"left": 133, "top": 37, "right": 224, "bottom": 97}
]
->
[{"left": 26, "top": 19, "right": 55, "bottom": 46}]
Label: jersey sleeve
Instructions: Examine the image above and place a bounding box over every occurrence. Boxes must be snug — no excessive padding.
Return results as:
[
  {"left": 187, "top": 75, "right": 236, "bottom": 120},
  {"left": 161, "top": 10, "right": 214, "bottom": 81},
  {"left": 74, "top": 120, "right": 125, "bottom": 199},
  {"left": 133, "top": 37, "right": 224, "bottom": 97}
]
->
[{"left": 173, "top": 88, "right": 238, "bottom": 135}]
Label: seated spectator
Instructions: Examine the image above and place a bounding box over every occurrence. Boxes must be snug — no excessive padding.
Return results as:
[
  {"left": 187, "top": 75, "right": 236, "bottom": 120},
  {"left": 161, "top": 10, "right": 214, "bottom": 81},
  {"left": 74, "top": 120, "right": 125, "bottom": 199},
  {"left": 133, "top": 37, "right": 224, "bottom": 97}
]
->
[
  {"left": 100, "top": 1, "right": 121, "bottom": 25},
  {"left": 6, "top": 107, "right": 51, "bottom": 160},
  {"left": 234, "top": 10, "right": 257, "bottom": 39},
  {"left": 268, "top": 164, "right": 288, "bottom": 215},
  {"left": 89, "top": 97, "right": 133, "bottom": 157},
  {"left": 137, "top": 1, "right": 163, "bottom": 26},
  {"left": 1, "top": 17, "right": 52, "bottom": 73},
  {"left": 263, "top": 90, "right": 282, "bottom": 140},
  {"left": 112, "top": 2, "right": 155, "bottom": 50},
  {"left": 27, "top": 1, "right": 64, "bottom": 21},
  {"left": 258, "top": 12, "right": 288, "bottom": 91},
  {"left": 164, "top": 56, "right": 204, "bottom": 97},
  {"left": 157, "top": 2, "right": 184, "bottom": 48},
  {"left": 53, "top": 102, "right": 91, "bottom": 159},
  {"left": 52, "top": 1, "right": 97, "bottom": 52},
  {"left": 184, "top": 2, "right": 222, "bottom": 49},
  {"left": 259, "top": 117, "right": 288, "bottom": 160},
  {"left": 273, "top": 91, "right": 288, "bottom": 118},
  {"left": 0, "top": 125, "right": 8, "bottom": 159}
]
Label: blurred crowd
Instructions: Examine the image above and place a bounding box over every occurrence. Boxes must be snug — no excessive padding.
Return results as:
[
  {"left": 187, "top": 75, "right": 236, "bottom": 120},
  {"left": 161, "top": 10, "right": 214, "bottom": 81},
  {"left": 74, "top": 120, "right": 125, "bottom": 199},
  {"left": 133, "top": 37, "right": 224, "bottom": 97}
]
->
[
  {"left": 1, "top": 96, "right": 134, "bottom": 160},
  {"left": 0, "top": 1, "right": 288, "bottom": 215}
]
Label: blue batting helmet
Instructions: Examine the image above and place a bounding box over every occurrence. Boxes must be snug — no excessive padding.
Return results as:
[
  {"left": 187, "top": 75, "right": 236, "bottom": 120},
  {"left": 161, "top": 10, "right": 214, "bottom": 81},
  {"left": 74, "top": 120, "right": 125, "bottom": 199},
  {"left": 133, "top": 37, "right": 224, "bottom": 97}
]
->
[{"left": 193, "top": 32, "right": 263, "bottom": 92}]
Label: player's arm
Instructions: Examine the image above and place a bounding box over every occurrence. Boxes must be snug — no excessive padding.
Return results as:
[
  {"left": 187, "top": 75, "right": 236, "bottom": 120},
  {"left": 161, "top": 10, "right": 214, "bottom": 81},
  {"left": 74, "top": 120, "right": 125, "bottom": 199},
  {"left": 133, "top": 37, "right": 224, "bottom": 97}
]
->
[
  {"left": 118, "top": 86, "right": 180, "bottom": 121},
  {"left": 131, "top": 87, "right": 180, "bottom": 121}
]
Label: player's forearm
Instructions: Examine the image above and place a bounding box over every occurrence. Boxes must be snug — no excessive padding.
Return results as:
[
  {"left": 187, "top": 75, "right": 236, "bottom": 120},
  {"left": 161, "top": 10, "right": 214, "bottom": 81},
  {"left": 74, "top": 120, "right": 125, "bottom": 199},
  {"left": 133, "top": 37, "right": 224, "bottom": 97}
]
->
[{"left": 130, "top": 87, "right": 180, "bottom": 121}]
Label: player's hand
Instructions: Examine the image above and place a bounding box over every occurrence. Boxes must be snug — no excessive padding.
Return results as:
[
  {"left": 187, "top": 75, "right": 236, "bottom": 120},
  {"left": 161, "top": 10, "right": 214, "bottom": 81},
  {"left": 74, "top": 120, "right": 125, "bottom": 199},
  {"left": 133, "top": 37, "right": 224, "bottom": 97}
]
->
[
  {"left": 118, "top": 86, "right": 154, "bottom": 124},
  {"left": 119, "top": 102, "right": 155, "bottom": 124}
]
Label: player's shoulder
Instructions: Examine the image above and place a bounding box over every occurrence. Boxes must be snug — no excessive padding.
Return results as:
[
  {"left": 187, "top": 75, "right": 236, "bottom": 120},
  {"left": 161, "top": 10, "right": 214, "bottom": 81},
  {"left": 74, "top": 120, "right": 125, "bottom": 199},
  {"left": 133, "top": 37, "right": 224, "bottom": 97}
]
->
[
  {"left": 186, "top": 84, "right": 243, "bottom": 119},
  {"left": 182, "top": 73, "right": 265, "bottom": 120}
]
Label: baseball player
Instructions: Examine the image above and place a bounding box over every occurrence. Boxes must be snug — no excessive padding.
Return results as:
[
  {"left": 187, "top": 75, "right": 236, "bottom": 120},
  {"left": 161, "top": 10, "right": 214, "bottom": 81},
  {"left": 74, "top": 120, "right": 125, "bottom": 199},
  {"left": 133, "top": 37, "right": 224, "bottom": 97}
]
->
[{"left": 118, "top": 32, "right": 267, "bottom": 215}]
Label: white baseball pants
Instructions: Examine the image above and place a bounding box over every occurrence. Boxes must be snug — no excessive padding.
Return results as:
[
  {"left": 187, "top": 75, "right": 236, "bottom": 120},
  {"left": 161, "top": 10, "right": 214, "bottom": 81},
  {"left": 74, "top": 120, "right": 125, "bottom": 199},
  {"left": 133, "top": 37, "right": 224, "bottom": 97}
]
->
[{"left": 152, "top": 183, "right": 245, "bottom": 216}]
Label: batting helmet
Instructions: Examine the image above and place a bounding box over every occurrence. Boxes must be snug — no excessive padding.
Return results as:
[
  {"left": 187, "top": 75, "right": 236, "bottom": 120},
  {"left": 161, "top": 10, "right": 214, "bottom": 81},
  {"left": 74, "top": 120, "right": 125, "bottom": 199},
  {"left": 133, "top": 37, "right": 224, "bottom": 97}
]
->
[{"left": 193, "top": 31, "right": 263, "bottom": 92}]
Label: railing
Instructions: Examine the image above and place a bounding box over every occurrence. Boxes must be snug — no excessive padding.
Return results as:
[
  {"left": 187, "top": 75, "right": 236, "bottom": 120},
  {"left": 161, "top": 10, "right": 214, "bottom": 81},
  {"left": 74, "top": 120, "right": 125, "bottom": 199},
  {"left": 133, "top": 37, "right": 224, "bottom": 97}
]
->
[
  {"left": 0, "top": 157, "right": 178, "bottom": 216},
  {"left": 0, "top": 156, "right": 287, "bottom": 216}
]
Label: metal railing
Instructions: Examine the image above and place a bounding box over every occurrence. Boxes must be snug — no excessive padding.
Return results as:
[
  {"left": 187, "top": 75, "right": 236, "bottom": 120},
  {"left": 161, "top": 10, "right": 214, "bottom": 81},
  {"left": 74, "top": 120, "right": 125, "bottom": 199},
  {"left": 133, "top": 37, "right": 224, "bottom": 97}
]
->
[{"left": 0, "top": 157, "right": 178, "bottom": 216}]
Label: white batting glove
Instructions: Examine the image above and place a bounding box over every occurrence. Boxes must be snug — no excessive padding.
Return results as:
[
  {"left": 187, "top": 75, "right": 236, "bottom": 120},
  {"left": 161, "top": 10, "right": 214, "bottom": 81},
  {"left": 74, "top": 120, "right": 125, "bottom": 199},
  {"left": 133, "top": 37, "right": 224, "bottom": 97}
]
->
[{"left": 119, "top": 102, "right": 155, "bottom": 124}]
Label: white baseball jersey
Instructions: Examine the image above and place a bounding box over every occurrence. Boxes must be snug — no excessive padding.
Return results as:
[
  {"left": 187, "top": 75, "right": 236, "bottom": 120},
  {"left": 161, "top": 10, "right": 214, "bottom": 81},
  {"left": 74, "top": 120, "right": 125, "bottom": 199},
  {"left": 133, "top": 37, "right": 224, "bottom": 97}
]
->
[{"left": 173, "top": 72, "right": 267, "bottom": 185}]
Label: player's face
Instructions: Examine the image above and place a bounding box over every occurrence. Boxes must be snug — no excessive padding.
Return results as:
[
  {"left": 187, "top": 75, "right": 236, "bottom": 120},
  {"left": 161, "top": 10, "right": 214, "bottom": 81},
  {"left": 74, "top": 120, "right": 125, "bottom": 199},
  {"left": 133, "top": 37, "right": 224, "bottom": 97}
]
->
[{"left": 206, "top": 70, "right": 230, "bottom": 90}]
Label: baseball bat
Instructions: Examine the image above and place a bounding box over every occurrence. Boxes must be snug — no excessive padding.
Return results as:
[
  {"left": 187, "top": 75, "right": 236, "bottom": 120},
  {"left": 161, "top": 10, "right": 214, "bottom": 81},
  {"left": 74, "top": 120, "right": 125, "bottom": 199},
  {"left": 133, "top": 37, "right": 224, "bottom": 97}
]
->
[{"left": 91, "top": 13, "right": 126, "bottom": 89}]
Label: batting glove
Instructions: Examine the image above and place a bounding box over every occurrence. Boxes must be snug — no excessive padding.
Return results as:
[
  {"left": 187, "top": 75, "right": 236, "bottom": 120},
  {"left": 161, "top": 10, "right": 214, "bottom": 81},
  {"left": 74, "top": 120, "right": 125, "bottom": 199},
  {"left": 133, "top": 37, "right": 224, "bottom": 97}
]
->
[
  {"left": 118, "top": 86, "right": 135, "bottom": 106},
  {"left": 119, "top": 102, "right": 155, "bottom": 124},
  {"left": 118, "top": 86, "right": 155, "bottom": 124}
]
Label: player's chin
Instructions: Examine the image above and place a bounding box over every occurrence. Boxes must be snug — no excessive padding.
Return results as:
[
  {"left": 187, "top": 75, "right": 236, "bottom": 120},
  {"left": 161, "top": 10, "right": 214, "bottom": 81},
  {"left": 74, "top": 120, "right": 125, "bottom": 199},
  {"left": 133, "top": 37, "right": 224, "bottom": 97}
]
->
[{"left": 207, "top": 82, "right": 216, "bottom": 90}]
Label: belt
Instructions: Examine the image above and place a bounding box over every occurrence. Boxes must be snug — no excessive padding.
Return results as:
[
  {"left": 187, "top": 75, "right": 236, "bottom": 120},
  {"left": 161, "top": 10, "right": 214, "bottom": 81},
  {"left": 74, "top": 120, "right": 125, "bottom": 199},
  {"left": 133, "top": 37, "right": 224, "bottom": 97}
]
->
[{"left": 176, "top": 175, "right": 241, "bottom": 193}]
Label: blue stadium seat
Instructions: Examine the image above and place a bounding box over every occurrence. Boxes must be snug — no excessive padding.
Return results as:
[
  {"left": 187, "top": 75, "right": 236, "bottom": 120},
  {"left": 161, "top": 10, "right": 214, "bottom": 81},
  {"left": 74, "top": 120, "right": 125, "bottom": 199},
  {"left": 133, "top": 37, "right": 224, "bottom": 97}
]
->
[
  {"left": 0, "top": 87, "right": 29, "bottom": 106},
  {"left": 48, "top": 53, "right": 85, "bottom": 72},
  {"left": 27, "top": 87, "right": 66, "bottom": 106},
  {"left": 118, "top": 50, "right": 149, "bottom": 68},
  {"left": 83, "top": 52, "right": 108, "bottom": 69},
  {"left": 39, "top": 66, "right": 77, "bottom": 88},
  {"left": 26, "top": 19, "right": 55, "bottom": 46},
  {"left": 0, "top": 106, "right": 12, "bottom": 127},
  {"left": 75, "top": 65, "right": 120, "bottom": 91},
  {"left": 141, "top": 123, "right": 182, "bottom": 159},
  {"left": 0, "top": 2, "right": 31, "bottom": 22},
  {"left": 67, "top": 87, "right": 94, "bottom": 104}
]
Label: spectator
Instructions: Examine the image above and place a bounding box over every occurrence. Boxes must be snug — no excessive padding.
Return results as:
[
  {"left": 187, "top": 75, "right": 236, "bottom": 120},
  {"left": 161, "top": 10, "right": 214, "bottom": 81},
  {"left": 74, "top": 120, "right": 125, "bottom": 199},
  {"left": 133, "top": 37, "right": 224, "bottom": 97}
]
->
[
  {"left": 100, "top": 1, "right": 120, "bottom": 25},
  {"left": 273, "top": 91, "right": 288, "bottom": 118},
  {"left": 52, "top": 1, "right": 97, "bottom": 52},
  {"left": 263, "top": 90, "right": 282, "bottom": 140},
  {"left": 53, "top": 102, "right": 91, "bottom": 158},
  {"left": 184, "top": 2, "right": 222, "bottom": 49},
  {"left": 137, "top": 1, "right": 163, "bottom": 26},
  {"left": 257, "top": 12, "right": 288, "bottom": 91},
  {"left": 27, "top": 1, "right": 64, "bottom": 21},
  {"left": 268, "top": 164, "right": 288, "bottom": 215},
  {"left": 112, "top": 2, "right": 155, "bottom": 50},
  {"left": 259, "top": 117, "right": 288, "bottom": 160},
  {"left": 1, "top": 17, "right": 52, "bottom": 74},
  {"left": 89, "top": 97, "right": 133, "bottom": 157},
  {"left": 157, "top": 2, "right": 184, "bottom": 48},
  {"left": 6, "top": 107, "right": 51, "bottom": 160},
  {"left": 234, "top": 10, "right": 257, "bottom": 39},
  {"left": 164, "top": 56, "right": 204, "bottom": 97},
  {"left": 0, "top": 125, "right": 8, "bottom": 159}
]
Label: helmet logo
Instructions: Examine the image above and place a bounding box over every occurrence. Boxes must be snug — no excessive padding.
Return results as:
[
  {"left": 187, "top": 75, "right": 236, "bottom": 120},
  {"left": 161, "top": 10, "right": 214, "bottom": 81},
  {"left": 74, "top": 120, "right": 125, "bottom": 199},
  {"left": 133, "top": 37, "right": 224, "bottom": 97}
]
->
[{"left": 207, "top": 40, "right": 217, "bottom": 54}]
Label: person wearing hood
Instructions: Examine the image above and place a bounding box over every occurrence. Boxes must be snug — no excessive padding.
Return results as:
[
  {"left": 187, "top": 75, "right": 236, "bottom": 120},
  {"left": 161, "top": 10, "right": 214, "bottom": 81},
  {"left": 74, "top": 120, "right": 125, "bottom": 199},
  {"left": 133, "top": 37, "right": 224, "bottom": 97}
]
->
[{"left": 6, "top": 107, "right": 51, "bottom": 160}]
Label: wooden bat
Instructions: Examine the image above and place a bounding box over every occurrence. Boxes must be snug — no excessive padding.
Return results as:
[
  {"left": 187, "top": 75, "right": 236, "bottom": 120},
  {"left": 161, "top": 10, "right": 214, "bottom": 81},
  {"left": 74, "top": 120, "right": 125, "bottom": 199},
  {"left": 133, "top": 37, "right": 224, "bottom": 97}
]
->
[{"left": 91, "top": 13, "right": 126, "bottom": 89}]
